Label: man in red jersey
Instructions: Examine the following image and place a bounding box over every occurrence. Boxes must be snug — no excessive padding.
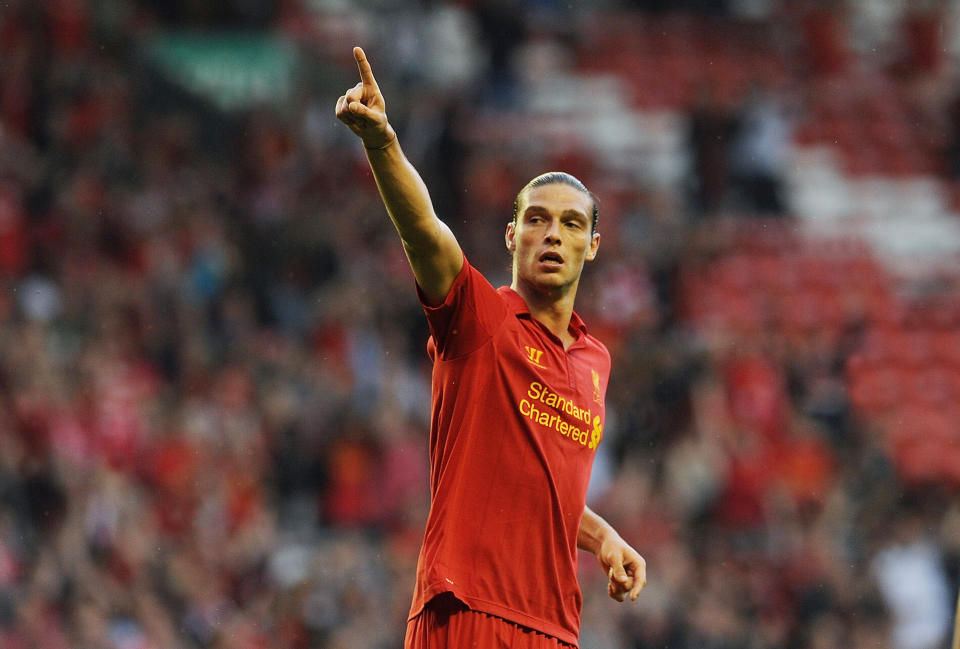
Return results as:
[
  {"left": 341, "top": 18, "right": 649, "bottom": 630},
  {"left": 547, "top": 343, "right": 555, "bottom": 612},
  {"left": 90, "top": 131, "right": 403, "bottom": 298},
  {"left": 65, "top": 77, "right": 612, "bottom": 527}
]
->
[{"left": 336, "top": 47, "right": 646, "bottom": 648}]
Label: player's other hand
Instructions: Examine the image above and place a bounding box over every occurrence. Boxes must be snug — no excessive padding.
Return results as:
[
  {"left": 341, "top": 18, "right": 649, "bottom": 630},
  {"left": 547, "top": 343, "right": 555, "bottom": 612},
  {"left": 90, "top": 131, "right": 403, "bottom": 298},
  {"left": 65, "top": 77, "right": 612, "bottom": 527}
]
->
[
  {"left": 335, "top": 47, "right": 395, "bottom": 149},
  {"left": 598, "top": 535, "right": 647, "bottom": 602}
]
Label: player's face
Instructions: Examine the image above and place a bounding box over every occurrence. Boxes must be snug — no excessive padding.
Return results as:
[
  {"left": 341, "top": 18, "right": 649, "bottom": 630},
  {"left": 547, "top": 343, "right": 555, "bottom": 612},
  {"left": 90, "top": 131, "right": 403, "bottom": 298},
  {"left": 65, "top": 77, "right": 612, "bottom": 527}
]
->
[{"left": 506, "top": 183, "right": 600, "bottom": 294}]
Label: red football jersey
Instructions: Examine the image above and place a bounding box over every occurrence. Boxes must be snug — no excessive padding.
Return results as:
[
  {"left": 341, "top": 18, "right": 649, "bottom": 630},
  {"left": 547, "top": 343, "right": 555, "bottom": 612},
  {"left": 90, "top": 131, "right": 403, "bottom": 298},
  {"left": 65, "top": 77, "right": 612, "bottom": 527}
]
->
[{"left": 408, "top": 257, "right": 610, "bottom": 645}]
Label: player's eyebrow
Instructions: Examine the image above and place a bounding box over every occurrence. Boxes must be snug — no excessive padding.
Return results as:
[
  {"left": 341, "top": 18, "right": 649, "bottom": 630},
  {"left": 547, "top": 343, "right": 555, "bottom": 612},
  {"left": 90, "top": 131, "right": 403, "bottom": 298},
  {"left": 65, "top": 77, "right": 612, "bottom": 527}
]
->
[
  {"left": 523, "top": 205, "right": 588, "bottom": 221},
  {"left": 560, "top": 210, "right": 589, "bottom": 222}
]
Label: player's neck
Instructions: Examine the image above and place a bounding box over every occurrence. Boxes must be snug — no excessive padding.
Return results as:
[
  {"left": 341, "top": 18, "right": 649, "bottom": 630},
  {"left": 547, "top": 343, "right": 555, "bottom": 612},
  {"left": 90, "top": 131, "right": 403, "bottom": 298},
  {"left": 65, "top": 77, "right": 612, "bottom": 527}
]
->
[{"left": 512, "top": 279, "right": 579, "bottom": 350}]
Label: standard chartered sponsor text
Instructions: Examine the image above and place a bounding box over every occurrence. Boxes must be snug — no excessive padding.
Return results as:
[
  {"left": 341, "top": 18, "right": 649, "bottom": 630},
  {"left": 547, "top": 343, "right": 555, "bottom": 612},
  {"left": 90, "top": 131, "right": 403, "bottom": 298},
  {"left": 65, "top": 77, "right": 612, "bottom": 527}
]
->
[{"left": 519, "top": 381, "right": 602, "bottom": 449}]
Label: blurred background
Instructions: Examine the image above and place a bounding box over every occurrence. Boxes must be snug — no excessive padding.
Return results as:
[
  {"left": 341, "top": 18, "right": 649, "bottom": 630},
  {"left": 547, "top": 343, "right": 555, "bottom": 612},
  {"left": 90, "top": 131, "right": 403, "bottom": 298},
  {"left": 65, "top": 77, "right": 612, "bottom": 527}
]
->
[{"left": 1, "top": 0, "right": 960, "bottom": 648}]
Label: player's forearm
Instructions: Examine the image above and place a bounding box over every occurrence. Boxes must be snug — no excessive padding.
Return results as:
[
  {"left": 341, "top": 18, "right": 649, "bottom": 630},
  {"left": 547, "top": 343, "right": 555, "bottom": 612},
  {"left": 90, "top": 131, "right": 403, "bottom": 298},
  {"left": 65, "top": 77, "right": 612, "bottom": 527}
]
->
[
  {"left": 577, "top": 505, "right": 621, "bottom": 555},
  {"left": 364, "top": 133, "right": 463, "bottom": 302},
  {"left": 364, "top": 133, "right": 443, "bottom": 253}
]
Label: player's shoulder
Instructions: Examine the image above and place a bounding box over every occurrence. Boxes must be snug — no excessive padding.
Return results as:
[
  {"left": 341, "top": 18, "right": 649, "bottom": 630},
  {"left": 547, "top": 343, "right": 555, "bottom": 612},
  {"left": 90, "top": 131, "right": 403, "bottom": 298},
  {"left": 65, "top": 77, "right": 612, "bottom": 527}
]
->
[
  {"left": 580, "top": 331, "right": 612, "bottom": 367},
  {"left": 588, "top": 332, "right": 612, "bottom": 356},
  {"left": 428, "top": 254, "right": 501, "bottom": 310}
]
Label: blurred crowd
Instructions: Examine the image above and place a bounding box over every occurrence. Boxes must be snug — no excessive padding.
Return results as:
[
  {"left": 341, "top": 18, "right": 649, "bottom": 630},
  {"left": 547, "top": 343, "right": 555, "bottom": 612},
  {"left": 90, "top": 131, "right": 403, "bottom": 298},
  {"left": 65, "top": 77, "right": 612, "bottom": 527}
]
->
[{"left": 0, "top": 1, "right": 959, "bottom": 649}]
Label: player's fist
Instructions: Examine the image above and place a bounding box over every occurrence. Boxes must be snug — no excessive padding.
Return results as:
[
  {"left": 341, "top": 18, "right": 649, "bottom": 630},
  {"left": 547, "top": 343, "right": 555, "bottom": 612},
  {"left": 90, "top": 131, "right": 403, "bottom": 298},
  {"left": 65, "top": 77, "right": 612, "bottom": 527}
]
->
[
  {"left": 335, "top": 47, "right": 395, "bottom": 150},
  {"left": 598, "top": 536, "right": 646, "bottom": 602}
]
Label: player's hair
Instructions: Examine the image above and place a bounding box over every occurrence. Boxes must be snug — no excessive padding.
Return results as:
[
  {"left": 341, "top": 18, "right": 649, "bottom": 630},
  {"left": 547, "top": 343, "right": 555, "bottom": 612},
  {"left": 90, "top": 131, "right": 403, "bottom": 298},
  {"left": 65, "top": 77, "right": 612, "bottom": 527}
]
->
[{"left": 512, "top": 172, "right": 599, "bottom": 234}]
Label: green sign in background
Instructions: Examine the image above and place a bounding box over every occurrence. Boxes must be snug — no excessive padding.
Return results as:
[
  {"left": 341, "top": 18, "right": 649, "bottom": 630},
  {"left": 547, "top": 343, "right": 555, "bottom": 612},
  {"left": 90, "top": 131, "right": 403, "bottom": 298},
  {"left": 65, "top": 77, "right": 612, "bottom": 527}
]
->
[{"left": 146, "top": 33, "right": 299, "bottom": 111}]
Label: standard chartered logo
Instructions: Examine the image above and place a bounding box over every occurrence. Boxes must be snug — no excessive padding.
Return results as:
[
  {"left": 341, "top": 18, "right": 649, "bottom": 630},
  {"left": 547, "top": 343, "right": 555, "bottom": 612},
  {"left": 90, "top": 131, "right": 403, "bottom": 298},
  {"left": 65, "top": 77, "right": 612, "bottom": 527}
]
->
[{"left": 518, "top": 381, "right": 603, "bottom": 449}]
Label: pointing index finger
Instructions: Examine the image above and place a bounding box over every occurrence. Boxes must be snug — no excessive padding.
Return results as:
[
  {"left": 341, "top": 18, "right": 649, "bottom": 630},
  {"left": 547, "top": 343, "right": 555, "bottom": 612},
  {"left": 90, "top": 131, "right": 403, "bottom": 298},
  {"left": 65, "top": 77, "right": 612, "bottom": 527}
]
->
[{"left": 353, "top": 46, "right": 380, "bottom": 91}]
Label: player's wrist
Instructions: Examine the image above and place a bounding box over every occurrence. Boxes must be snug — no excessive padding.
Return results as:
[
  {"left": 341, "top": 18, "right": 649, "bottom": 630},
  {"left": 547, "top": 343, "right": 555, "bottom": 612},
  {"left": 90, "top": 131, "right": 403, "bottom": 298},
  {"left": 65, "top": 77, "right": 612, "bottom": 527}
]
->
[
  {"left": 579, "top": 506, "right": 615, "bottom": 554},
  {"left": 363, "top": 127, "right": 397, "bottom": 151},
  {"left": 596, "top": 526, "right": 624, "bottom": 555}
]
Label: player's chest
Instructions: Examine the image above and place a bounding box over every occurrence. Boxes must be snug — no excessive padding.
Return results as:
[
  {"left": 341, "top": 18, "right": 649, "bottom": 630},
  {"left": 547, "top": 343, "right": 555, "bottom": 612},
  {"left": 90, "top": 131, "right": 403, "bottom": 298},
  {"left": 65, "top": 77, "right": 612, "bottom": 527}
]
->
[
  {"left": 494, "top": 319, "right": 606, "bottom": 412},
  {"left": 491, "top": 320, "right": 606, "bottom": 453}
]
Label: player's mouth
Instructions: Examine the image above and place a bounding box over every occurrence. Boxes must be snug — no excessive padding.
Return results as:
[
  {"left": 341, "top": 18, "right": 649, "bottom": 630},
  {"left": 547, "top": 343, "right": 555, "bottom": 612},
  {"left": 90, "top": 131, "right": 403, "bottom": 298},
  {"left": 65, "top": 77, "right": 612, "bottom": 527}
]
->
[{"left": 538, "top": 251, "right": 564, "bottom": 269}]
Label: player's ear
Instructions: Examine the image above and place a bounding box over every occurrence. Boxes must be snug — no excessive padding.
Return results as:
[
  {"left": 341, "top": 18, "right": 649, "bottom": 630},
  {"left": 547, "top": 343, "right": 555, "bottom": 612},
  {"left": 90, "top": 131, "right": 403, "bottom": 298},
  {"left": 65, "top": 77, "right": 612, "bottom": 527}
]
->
[
  {"left": 585, "top": 231, "right": 600, "bottom": 261},
  {"left": 505, "top": 221, "right": 517, "bottom": 252}
]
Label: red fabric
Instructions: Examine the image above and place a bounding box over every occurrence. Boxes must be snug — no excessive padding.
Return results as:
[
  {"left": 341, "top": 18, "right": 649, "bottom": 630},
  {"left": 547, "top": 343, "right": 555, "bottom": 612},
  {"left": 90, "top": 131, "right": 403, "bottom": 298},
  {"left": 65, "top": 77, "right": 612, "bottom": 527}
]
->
[
  {"left": 724, "top": 354, "right": 787, "bottom": 442},
  {"left": 716, "top": 444, "right": 773, "bottom": 528},
  {"left": 801, "top": 9, "right": 848, "bottom": 77},
  {"left": 405, "top": 593, "right": 576, "bottom": 649},
  {"left": 408, "top": 257, "right": 610, "bottom": 646},
  {"left": 46, "top": 0, "right": 89, "bottom": 57},
  {"left": 0, "top": 186, "right": 27, "bottom": 275},
  {"left": 904, "top": 11, "right": 944, "bottom": 73},
  {"left": 774, "top": 433, "right": 834, "bottom": 507},
  {"left": 323, "top": 437, "right": 383, "bottom": 527}
]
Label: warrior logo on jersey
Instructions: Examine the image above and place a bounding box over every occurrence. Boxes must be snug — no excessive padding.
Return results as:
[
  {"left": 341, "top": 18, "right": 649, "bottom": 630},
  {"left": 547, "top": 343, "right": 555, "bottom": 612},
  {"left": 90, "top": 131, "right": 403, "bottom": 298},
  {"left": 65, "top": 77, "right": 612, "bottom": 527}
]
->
[{"left": 524, "top": 346, "right": 546, "bottom": 369}]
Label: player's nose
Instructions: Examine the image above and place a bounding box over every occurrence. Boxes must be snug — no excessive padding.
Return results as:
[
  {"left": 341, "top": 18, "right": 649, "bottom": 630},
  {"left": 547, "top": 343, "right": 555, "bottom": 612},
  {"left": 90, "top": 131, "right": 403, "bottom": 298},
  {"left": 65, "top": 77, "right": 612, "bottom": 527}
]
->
[{"left": 544, "top": 219, "right": 562, "bottom": 243}]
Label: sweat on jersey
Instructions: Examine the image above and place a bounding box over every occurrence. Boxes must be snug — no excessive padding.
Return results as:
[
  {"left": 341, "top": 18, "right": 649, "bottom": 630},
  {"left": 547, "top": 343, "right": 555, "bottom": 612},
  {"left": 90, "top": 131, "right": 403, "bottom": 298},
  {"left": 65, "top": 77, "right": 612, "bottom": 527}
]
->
[{"left": 408, "top": 256, "right": 610, "bottom": 646}]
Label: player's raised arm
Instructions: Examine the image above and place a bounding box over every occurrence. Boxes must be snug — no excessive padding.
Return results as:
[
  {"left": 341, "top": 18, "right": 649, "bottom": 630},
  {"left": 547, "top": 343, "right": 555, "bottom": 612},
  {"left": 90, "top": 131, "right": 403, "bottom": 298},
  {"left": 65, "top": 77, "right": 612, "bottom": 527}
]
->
[{"left": 335, "top": 46, "right": 463, "bottom": 304}]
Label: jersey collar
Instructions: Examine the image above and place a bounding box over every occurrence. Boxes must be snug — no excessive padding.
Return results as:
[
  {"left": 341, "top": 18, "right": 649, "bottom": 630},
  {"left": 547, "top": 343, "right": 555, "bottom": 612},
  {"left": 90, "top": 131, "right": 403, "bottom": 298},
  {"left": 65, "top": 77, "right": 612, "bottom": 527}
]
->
[{"left": 497, "top": 286, "right": 589, "bottom": 344}]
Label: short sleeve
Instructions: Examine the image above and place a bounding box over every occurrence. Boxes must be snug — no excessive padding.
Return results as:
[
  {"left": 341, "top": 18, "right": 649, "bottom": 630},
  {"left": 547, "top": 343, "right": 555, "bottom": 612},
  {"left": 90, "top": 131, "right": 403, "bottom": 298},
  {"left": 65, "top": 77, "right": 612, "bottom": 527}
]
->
[{"left": 417, "top": 255, "right": 508, "bottom": 360}]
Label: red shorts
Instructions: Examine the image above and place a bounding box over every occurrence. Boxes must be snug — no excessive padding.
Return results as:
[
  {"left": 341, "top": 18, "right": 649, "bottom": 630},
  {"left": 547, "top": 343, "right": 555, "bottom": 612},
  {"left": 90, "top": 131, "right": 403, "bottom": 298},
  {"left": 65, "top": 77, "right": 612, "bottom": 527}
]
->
[{"left": 404, "top": 593, "right": 576, "bottom": 649}]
